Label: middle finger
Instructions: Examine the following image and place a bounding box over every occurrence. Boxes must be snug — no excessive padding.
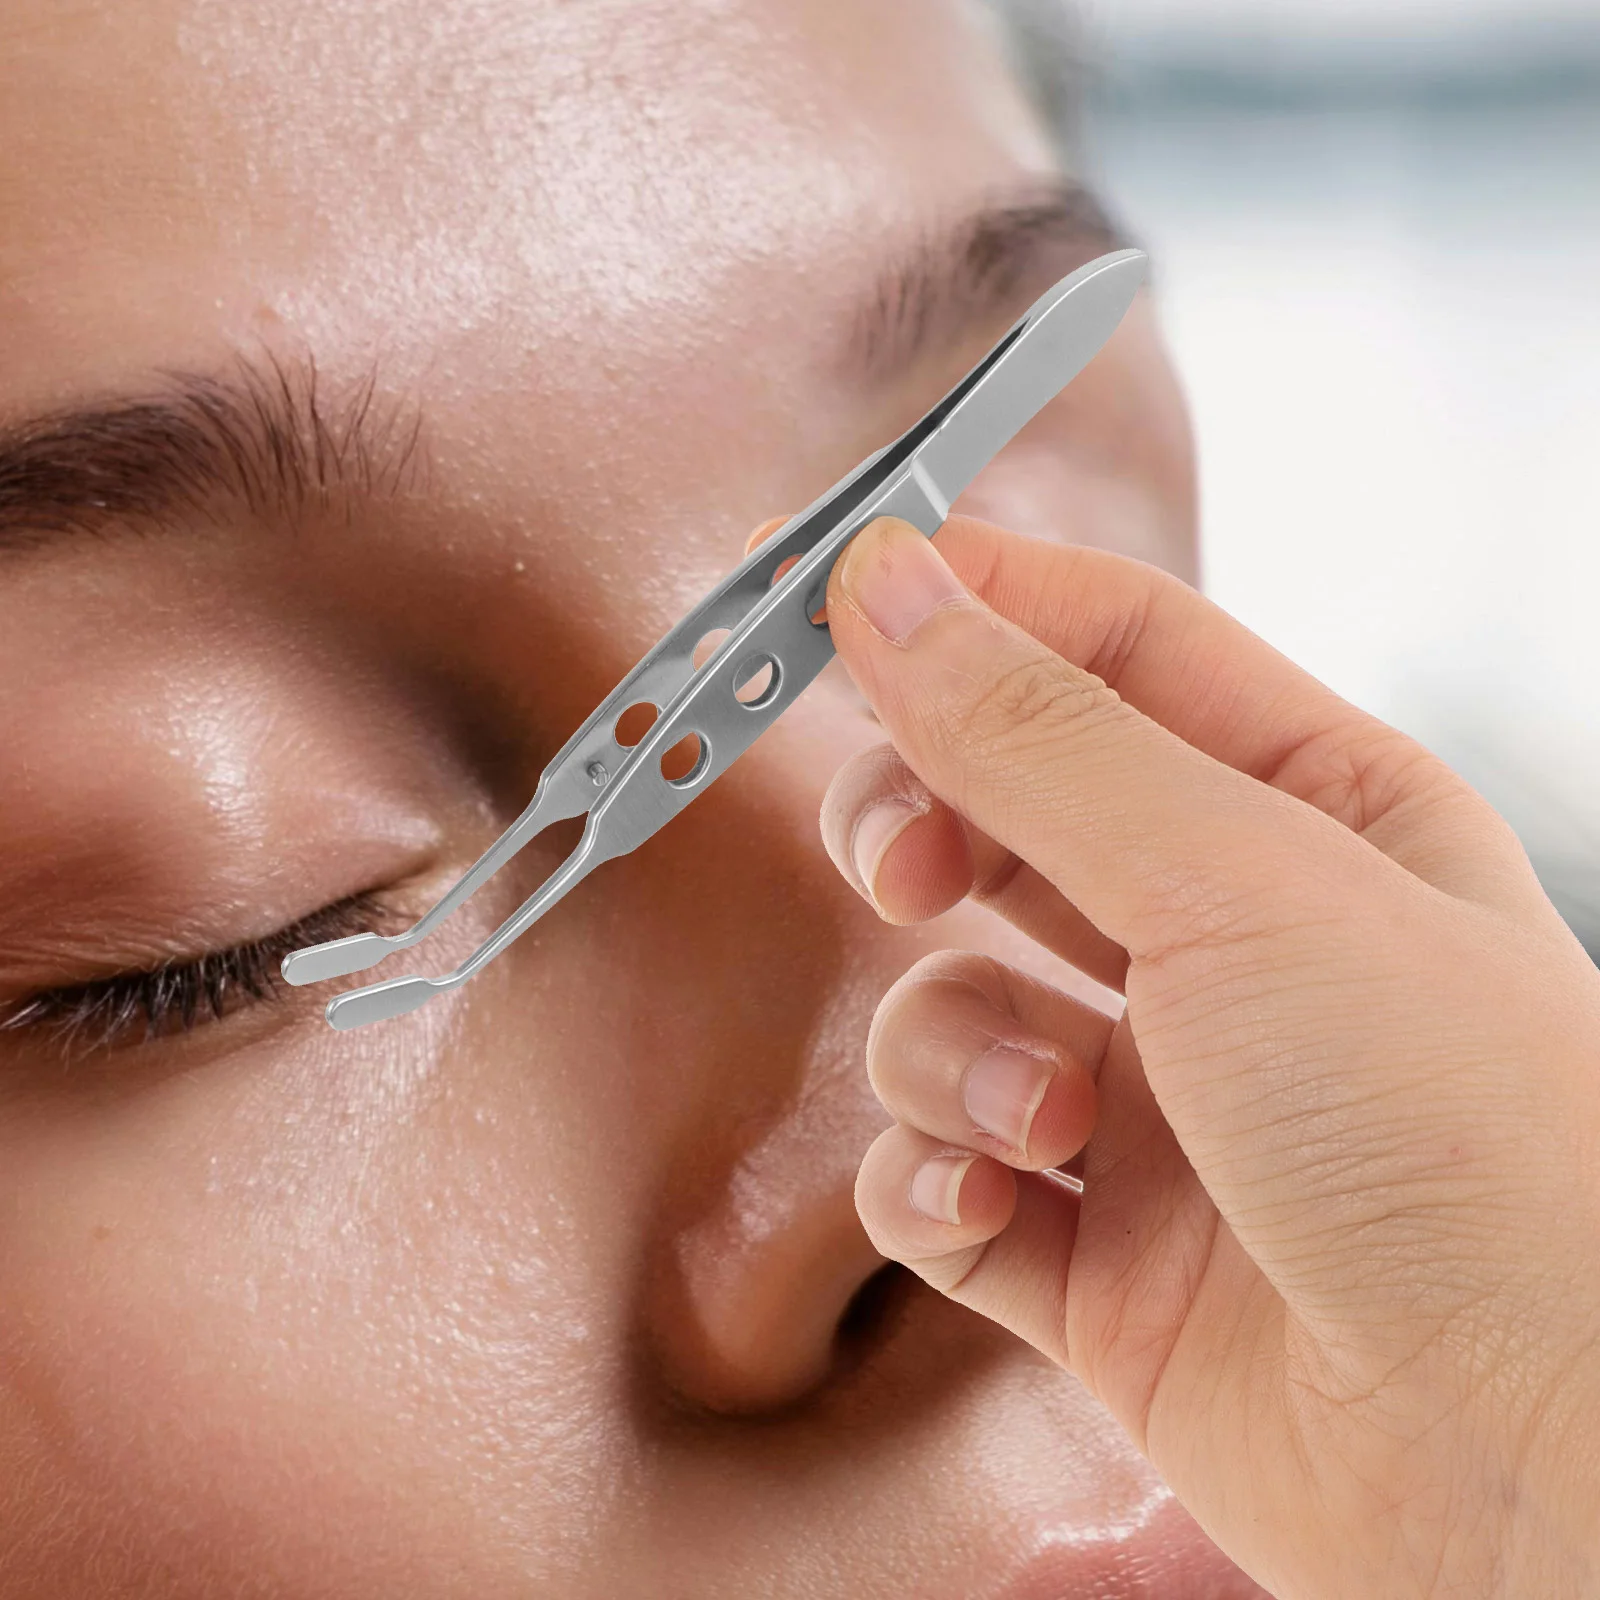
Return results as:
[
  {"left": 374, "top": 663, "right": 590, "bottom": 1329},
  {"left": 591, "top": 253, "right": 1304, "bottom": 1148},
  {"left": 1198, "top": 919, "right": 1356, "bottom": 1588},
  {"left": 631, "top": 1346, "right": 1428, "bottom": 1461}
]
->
[
  {"left": 867, "top": 949, "right": 1113, "bottom": 1170},
  {"left": 821, "top": 741, "right": 1130, "bottom": 992}
]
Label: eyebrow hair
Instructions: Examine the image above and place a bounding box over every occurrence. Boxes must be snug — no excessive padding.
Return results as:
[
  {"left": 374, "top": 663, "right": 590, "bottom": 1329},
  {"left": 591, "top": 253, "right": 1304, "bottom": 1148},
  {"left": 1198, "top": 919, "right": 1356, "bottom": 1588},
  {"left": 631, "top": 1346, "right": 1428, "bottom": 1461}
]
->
[
  {"left": 0, "top": 354, "right": 425, "bottom": 556},
  {"left": 850, "top": 179, "right": 1135, "bottom": 379},
  {"left": 0, "top": 186, "right": 1123, "bottom": 558}
]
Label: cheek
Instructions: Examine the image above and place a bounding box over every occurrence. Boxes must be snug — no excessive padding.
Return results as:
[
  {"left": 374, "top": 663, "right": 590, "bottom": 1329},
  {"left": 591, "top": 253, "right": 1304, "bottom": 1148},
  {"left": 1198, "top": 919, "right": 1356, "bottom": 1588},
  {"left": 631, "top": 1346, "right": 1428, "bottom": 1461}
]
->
[{"left": 0, "top": 1021, "right": 638, "bottom": 1594}]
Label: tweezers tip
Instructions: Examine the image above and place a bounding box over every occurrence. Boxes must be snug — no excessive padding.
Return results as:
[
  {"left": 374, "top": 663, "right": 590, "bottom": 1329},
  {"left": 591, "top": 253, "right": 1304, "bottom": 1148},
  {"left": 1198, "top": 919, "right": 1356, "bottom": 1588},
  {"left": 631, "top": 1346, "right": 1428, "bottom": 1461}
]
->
[
  {"left": 325, "top": 974, "right": 439, "bottom": 1030},
  {"left": 281, "top": 932, "right": 393, "bottom": 986}
]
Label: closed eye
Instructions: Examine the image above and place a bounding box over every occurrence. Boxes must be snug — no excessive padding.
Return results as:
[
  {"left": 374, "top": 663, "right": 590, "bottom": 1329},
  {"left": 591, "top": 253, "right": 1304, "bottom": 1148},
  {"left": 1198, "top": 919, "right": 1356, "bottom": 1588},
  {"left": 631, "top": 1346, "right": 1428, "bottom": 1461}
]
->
[{"left": 0, "top": 891, "right": 385, "bottom": 1053}]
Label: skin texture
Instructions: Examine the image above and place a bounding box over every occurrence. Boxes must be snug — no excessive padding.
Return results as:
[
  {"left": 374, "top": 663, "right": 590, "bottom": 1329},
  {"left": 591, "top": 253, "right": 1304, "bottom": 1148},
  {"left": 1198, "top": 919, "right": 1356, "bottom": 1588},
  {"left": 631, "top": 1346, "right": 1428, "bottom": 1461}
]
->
[
  {"left": 0, "top": 1, "right": 1286, "bottom": 1596},
  {"left": 825, "top": 516, "right": 1600, "bottom": 1598}
]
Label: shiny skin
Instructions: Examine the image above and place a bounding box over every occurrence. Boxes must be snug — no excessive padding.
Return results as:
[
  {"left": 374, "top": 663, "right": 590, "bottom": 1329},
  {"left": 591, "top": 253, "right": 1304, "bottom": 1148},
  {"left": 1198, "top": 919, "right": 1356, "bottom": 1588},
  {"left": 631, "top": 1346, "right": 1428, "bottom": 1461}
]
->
[{"left": 0, "top": 1, "right": 1268, "bottom": 1595}]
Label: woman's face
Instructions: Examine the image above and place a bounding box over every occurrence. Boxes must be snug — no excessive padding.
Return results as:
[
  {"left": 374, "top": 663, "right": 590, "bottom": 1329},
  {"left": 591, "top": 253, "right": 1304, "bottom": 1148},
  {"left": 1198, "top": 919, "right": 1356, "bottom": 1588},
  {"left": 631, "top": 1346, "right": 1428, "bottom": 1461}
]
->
[{"left": 0, "top": 0, "right": 1257, "bottom": 1594}]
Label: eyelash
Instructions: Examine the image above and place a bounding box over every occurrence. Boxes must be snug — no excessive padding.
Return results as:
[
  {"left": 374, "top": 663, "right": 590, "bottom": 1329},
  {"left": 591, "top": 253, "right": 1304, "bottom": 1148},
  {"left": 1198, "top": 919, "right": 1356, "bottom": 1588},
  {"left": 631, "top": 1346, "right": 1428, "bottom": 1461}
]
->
[{"left": 0, "top": 893, "right": 384, "bottom": 1052}]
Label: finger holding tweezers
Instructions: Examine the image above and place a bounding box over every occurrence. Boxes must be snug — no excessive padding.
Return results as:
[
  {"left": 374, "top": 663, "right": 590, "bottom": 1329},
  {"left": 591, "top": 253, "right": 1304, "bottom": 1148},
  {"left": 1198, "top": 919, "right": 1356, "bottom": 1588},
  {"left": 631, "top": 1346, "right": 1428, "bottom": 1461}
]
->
[{"left": 285, "top": 247, "right": 1149, "bottom": 1029}]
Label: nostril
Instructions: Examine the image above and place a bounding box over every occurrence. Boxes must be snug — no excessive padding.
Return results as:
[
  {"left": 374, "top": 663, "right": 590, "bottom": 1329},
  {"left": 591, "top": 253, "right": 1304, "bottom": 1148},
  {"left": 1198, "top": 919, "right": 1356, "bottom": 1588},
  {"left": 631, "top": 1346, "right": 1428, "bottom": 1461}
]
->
[{"left": 835, "top": 1262, "right": 912, "bottom": 1353}]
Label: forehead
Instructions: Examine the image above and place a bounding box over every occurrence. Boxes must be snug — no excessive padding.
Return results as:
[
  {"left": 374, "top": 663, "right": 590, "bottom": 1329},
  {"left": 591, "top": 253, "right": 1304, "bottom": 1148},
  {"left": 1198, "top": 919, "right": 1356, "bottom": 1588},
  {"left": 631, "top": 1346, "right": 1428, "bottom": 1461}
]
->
[{"left": 0, "top": 0, "right": 1054, "bottom": 408}]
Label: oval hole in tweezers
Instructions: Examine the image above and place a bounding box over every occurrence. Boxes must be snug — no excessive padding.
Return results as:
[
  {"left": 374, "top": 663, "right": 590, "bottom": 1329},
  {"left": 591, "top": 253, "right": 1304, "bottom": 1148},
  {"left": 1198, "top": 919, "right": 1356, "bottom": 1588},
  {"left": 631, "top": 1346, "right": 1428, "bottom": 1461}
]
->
[
  {"left": 661, "top": 731, "right": 711, "bottom": 788},
  {"left": 770, "top": 555, "right": 830, "bottom": 625},
  {"left": 693, "top": 628, "right": 732, "bottom": 668},
  {"left": 615, "top": 702, "right": 659, "bottom": 746},
  {"left": 733, "top": 653, "right": 780, "bottom": 708}
]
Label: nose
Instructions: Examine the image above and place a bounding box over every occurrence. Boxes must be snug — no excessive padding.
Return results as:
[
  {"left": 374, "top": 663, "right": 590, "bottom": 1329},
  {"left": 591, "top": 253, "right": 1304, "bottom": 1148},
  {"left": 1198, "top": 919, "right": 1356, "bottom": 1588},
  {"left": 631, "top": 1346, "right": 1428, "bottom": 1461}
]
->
[
  {"left": 648, "top": 1096, "right": 893, "bottom": 1414},
  {"left": 623, "top": 673, "right": 916, "bottom": 1414}
]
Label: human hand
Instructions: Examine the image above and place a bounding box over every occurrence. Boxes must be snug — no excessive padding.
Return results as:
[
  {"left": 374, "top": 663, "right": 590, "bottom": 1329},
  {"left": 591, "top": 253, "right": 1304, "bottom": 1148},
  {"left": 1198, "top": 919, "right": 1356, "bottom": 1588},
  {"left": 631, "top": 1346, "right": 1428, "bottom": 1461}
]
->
[{"left": 817, "top": 515, "right": 1600, "bottom": 1599}]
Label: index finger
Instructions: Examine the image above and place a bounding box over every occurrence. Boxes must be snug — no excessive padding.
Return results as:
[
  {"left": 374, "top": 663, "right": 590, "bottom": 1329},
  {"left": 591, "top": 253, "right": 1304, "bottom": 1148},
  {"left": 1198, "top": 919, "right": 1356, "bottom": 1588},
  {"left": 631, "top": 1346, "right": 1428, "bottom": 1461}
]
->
[
  {"left": 823, "top": 518, "right": 1538, "bottom": 954},
  {"left": 936, "top": 518, "right": 1546, "bottom": 912}
]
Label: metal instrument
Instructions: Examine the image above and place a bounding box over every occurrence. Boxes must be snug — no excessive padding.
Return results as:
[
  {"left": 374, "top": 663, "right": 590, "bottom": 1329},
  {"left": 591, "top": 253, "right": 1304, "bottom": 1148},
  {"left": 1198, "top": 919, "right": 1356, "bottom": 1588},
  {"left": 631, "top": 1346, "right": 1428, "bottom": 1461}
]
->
[{"left": 282, "top": 247, "right": 1148, "bottom": 1028}]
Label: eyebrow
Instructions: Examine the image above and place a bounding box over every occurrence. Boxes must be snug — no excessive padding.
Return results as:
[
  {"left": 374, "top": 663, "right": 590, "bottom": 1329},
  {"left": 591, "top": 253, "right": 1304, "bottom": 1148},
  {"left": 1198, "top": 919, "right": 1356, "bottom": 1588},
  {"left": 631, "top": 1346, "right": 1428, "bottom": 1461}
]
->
[
  {"left": 0, "top": 182, "right": 1126, "bottom": 559},
  {"left": 0, "top": 354, "right": 425, "bottom": 557},
  {"left": 849, "top": 178, "right": 1133, "bottom": 379}
]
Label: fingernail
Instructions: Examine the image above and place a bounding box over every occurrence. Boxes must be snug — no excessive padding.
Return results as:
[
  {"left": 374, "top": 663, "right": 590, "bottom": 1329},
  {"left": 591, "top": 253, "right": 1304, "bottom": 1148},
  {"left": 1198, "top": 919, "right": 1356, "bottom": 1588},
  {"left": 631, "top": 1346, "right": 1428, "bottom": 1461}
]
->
[
  {"left": 839, "top": 517, "right": 968, "bottom": 644},
  {"left": 961, "top": 1045, "right": 1055, "bottom": 1157},
  {"left": 850, "top": 798, "right": 922, "bottom": 903},
  {"left": 910, "top": 1154, "right": 976, "bottom": 1225}
]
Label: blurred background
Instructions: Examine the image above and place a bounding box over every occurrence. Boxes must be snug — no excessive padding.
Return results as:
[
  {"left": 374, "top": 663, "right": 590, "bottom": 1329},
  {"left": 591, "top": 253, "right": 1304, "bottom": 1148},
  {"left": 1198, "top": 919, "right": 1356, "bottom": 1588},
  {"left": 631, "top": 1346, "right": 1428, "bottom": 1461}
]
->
[{"left": 1029, "top": 0, "right": 1599, "bottom": 955}]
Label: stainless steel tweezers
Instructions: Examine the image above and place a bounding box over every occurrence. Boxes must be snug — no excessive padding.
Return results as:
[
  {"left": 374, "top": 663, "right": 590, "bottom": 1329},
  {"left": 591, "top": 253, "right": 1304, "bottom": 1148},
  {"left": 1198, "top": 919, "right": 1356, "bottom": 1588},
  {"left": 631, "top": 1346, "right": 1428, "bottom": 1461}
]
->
[{"left": 282, "top": 247, "right": 1148, "bottom": 1028}]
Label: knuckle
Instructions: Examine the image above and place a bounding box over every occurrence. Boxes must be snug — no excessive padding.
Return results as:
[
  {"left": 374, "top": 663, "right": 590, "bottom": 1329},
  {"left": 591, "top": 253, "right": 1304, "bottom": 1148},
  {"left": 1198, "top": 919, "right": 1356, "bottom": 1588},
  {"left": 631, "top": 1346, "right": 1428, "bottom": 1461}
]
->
[
  {"left": 866, "top": 951, "right": 1007, "bottom": 1095},
  {"left": 895, "top": 947, "right": 1010, "bottom": 1006},
  {"left": 929, "top": 1238, "right": 996, "bottom": 1297},
  {"left": 948, "top": 652, "right": 1118, "bottom": 756},
  {"left": 821, "top": 741, "right": 921, "bottom": 838},
  {"left": 1268, "top": 722, "right": 1458, "bottom": 839},
  {"left": 851, "top": 738, "right": 921, "bottom": 798}
]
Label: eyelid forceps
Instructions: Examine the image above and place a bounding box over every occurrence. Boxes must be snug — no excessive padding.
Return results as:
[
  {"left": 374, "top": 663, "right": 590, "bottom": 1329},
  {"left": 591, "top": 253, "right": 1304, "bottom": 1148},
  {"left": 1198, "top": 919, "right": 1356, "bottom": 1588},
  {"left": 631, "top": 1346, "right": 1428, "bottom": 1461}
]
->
[{"left": 283, "top": 247, "right": 1148, "bottom": 1029}]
